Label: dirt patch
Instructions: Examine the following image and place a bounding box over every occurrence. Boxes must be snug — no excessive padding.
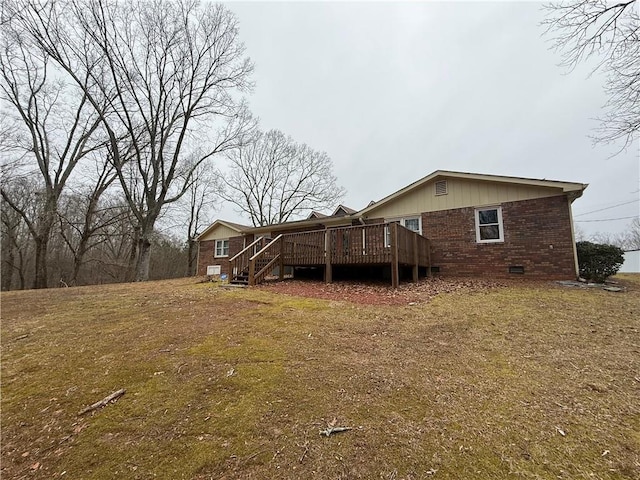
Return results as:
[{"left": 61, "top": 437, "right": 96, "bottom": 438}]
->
[{"left": 256, "top": 277, "right": 509, "bottom": 305}]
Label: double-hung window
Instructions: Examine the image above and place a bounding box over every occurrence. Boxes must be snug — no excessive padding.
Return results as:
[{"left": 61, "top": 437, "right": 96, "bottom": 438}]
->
[
  {"left": 215, "top": 239, "right": 229, "bottom": 257},
  {"left": 475, "top": 206, "right": 504, "bottom": 243}
]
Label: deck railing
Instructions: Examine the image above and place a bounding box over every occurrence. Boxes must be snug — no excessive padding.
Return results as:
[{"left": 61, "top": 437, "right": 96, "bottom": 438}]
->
[
  {"left": 248, "top": 235, "right": 283, "bottom": 286},
  {"left": 282, "top": 231, "right": 325, "bottom": 265},
  {"left": 229, "top": 236, "right": 265, "bottom": 280},
  {"left": 328, "top": 223, "right": 389, "bottom": 264},
  {"left": 246, "top": 223, "right": 431, "bottom": 287}
]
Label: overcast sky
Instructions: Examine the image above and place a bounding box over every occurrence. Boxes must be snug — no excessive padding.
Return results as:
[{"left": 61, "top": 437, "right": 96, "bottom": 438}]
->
[{"left": 216, "top": 1, "right": 639, "bottom": 238}]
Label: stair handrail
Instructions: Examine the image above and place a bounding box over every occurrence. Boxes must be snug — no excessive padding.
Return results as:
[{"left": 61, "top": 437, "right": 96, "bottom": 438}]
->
[
  {"left": 229, "top": 236, "right": 264, "bottom": 263},
  {"left": 249, "top": 234, "right": 283, "bottom": 286},
  {"left": 249, "top": 234, "right": 282, "bottom": 261}
]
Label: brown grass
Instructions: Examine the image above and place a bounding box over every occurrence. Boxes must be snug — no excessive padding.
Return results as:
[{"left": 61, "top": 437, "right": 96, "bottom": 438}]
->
[{"left": 1, "top": 275, "right": 639, "bottom": 479}]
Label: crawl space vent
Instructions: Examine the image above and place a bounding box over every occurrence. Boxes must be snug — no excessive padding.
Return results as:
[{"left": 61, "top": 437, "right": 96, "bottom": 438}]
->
[
  {"left": 509, "top": 266, "right": 525, "bottom": 274},
  {"left": 435, "top": 180, "right": 448, "bottom": 196}
]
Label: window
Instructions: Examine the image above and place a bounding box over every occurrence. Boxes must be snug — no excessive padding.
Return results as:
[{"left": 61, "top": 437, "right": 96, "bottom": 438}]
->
[
  {"left": 475, "top": 206, "right": 504, "bottom": 243},
  {"left": 215, "top": 239, "right": 229, "bottom": 257},
  {"left": 384, "top": 216, "right": 422, "bottom": 246},
  {"left": 384, "top": 221, "right": 400, "bottom": 247},
  {"left": 403, "top": 217, "right": 421, "bottom": 233}
]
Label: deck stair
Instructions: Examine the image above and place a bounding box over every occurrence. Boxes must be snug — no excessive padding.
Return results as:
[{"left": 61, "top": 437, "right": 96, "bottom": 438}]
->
[
  {"left": 229, "top": 236, "right": 265, "bottom": 285},
  {"left": 229, "top": 235, "right": 284, "bottom": 285}
]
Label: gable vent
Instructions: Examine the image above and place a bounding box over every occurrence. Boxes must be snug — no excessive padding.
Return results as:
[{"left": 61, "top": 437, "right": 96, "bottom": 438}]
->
[{"left": 435, "top": 180, "right": 448, "bottom": 196}]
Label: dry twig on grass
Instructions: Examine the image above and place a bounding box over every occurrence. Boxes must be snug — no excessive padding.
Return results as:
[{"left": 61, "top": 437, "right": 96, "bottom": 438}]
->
[
  {"left": 78, "top": 389, "right": 126, "bottom": 415},
  {"left": 319, "top": 418, "right": 352, "bottom": 437}
]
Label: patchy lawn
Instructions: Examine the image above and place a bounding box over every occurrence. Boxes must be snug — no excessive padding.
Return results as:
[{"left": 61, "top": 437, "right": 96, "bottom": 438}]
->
[{"left": 1, "top": 275, "right": 639, "bottom": 479}]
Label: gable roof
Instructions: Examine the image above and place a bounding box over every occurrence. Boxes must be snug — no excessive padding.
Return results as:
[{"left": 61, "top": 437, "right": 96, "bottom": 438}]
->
[
  {"left": 356, "top": 170, "right": 588, "bottom": 217},
  {"left": 307, "top": 211, "right": 329, "bottom": 219},
  {"left": 332, "top": 204, "right": 357, "bottom": 216},
  {"left": 197, "top": 170, "right": 587, "bottom": 239},
  {"left": 195, "top": 219, "right": 251, "bottom": 241}
]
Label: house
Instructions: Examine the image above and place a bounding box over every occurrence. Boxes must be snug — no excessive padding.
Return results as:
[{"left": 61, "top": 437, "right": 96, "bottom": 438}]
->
[
  {"left": 620, "top": 250, "right": 640, "bottom": 273},
  {"left": 196, "top": 170, "right": 587, "bottom": 286}
]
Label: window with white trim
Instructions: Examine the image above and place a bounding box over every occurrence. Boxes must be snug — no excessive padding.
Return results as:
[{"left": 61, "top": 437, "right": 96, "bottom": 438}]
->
[
  {"left": 475, "top": 206, "right": 504, "bottom": 243},
  {"left": 215, "top": 239, "right": 229, "bottom": 257},
  {"left": 385, "top": 216, "right": 422, "bottom": 246},
  {"left": 403, "top": 217, "right": 421, "bottom": 233}
]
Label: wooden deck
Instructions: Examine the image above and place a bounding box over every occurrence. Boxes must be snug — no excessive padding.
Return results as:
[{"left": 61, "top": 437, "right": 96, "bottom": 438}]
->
[{"left": 229, "top": 223, "right": 431, "bottom": 287}]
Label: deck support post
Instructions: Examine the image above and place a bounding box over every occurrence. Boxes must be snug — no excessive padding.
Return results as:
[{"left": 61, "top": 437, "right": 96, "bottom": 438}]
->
[
  {"left": 248, "top": 259, "right": 256, "bottom": 286},
  {"left": 412, "top": 234, "right": 419, "bottom": 283},
  {"left": 279, "top": 238, "right": 285, "bottom": 281},
  {"left": 391, "top": 223, "right": 399, "bottom": 288},
  {"left": 324, "top": 230, "right": 332, "bottom": 283}
]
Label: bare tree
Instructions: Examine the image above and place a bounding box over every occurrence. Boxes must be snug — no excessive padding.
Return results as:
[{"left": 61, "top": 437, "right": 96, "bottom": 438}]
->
[
  {"left": 628, "top": 217, "right": 640, "bottom": 249},
  {"left": 56, "top": 159, "right": 121, "bottom": 285},
  {"left": 9, "top": 0, "right": 255, "bottom": 281},
  {"left": 220, "top": 129, "right": 346, "bottom": 227},
  {"left": 0, "top": 26, "right": 104, "bottom": 288},
  {"left": 0, "top": 179, "right": 34, "bottom": 290},
  {"left": 181, "top": 163, "right": 219, "bottom": 275},
  {"left": 583, "top": 217, "right": 640, "bottom": 250},
  {"left": 543, "top": 0, "right": 640, "bottom": 147}
]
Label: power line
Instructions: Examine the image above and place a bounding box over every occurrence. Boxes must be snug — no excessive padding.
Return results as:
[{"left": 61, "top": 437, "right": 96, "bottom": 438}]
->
[
  {"left": 574, "top": 199, "right": 639, "bottom": 217},
  {"left": 575, "top": 215, "right": 638, "bottom": 223}
]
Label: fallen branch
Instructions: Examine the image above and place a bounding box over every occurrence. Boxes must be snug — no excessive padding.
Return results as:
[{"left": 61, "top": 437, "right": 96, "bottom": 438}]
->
[
  {"left": 319, "top": 426, "right": 352, "bottom": 437},
  {"left": 298, "top": 441, "right": 309, "bottom": 463},
  {"left": 78, "top": 389, "right": 126, "bottom": 415},
  {"left": 14, "top": 334, "right": 29, "bottom": 341}
]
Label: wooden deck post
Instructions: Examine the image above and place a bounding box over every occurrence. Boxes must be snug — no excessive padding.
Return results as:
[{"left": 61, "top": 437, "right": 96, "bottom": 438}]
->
[
  {"left": 391, "top": 223, "right": 399, "bottom": 288},
  {"left": 248, "top": 258, "right": 256, "bottom": 286},
  {"left": 325, "top": 230, "right": 332, "bottom": 283},
  {"left": 412, "top": 234, "right": 419, "bottom": 283},
  {"left": 427, "top": 239, "right": 432, "bottom": 277},
  {"left": 279, "top": 237, "right": 285, "bottom": 280}
]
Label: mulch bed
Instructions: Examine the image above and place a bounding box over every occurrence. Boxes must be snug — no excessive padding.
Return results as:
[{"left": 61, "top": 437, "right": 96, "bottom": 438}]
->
[{"left": 256, "top": 277, "right": 509, "bottom": 306}]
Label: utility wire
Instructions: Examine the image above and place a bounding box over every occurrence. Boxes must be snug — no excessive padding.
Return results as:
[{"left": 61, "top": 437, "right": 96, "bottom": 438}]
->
[
  {"left": 574, "top": 199, "right": 639, "bottom": 217},
  {"left": 575, "top": 215, "right": 638, "bottom": 223}
]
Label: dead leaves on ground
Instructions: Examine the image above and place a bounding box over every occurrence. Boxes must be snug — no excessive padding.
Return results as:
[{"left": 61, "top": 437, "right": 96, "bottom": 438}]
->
[{"left": 257, "top": 277, "right": 508, "bottom": 305}]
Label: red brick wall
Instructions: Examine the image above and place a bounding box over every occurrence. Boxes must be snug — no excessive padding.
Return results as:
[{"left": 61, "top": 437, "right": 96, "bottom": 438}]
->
[
  {"left": 422, "top": 195, "right": 577, "bottom": 279},
  {"left": 197, "top": 235, "right": 250, "bottom": 276}
]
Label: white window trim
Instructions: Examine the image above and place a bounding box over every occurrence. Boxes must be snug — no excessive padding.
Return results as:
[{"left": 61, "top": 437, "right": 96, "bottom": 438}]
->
[
  {"left": 384, "top": 216, "right": 422, "bottom": 247},
  {"left": 214, "top": 239, "right": 229, "bottom": 258},
  {"left": 475, "top": 206, "right": 504, "bottom": 243}
]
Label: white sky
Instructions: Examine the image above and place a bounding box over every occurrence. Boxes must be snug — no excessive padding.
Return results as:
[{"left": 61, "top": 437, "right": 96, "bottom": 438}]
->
[{"left": 216, "top": 0, "right": 639, "bottom": 238}]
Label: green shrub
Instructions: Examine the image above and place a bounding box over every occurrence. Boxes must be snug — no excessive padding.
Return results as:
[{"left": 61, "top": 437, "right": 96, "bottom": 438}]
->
[{"left": 576, "top": 241, "right": 624, "bottom": 283}]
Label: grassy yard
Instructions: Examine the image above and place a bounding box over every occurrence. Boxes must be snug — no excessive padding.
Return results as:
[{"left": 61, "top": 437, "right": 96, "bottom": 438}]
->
[{"left": 1, "top": 276, "right": 639, "bottom": 479}]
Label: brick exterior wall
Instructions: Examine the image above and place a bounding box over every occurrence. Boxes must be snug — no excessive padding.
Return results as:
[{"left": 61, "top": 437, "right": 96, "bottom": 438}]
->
[
  {"left": 422, "top": 195, "right": 577, "bottom": 279},
  {"left": 197, "top": 235, "right": 250, "bottom": 276}
]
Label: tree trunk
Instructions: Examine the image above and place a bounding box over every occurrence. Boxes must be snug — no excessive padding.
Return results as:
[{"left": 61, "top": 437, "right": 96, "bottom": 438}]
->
[
  {"left": 71, "top": 237, "right": 88, "bottom": 285},
  {"left": 2, "top": 246, "right": 15, "bottom": 291},
  {"left": 186, "top": 238, "right": 196, "bottom": 276},
  {"left": 134, "top": 237, "right": 152, "bottom": 282},
  {"left": 17, "top": 248, "right": 26, "bottom": 290},
  {"left": 126, "top": 226, "right": 140, "bottom": 282},
  {"left": 32, "top": 236, "right": 49, "bottom": 289}
]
